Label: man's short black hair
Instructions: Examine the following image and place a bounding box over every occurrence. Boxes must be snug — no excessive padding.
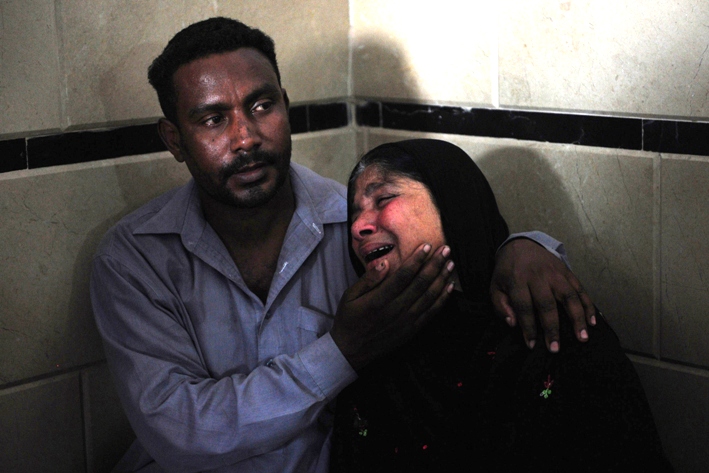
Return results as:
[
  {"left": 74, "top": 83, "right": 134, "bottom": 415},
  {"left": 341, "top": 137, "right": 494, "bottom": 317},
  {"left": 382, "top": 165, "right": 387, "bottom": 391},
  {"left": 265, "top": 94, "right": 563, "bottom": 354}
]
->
[{"left": 148, "top": 17, "right": 281, "bottom": 123}]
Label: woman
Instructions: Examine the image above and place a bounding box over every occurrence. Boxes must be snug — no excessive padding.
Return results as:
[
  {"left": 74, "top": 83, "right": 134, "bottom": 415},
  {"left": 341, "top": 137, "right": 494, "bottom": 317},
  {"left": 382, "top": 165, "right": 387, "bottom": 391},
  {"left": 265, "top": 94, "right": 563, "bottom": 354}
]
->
[{"left": 331, "top": 139, "right": 672, "bottom": 472}]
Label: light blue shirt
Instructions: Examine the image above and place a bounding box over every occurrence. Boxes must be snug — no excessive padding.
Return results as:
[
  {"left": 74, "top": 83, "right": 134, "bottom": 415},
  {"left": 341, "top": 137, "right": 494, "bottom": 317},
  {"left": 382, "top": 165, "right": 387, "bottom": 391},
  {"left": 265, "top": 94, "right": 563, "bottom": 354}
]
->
[
  {"left": 91, "top": 163, "right": 358, "bottom": 472},
  {"left": 91, "top": 162, "right": 565, "bottom": 473}
]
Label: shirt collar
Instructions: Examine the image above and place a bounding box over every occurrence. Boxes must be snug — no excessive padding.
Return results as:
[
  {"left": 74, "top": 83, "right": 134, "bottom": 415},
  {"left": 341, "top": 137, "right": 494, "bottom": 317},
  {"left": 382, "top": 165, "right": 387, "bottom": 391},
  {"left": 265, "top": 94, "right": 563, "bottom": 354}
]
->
[{"left": 133, "top": 162, "right": 347, "bottom": 245}]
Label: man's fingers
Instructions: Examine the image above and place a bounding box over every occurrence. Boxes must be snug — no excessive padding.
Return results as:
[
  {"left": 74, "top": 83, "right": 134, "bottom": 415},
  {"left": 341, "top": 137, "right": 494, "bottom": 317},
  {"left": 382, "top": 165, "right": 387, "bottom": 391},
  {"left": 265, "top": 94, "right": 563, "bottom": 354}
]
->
[
  {"left": 557, "top": 288, "right": 589, "bottom": 342},
  {"left": 342, "top": 259, "right": 390, "bottom": 302},
  {"left": 552, "top": 272, "right": 593, "bottom": 341},
  {"left": 413, "top": 278, "right": 455, "bottom": 331},
  {"left": 537, "top": 302, "right": 561, "bottom": 353},
  {"left": 529, "top": 278, "right": 568, "bottom": 353},
  {"left": 373, "top": 243, "right": 433, "bottom": 303},
  {"left": 386, "top": 244, "right": 451, "bottom": 316},
  {"left": 491, "top": 290, "right": 517, "bottom": 327},
  {"left": 575, "top": 283, "right": 596, "bottom": 326},
  {"left": 405, "top": 254, "right": 455, "bottom": 325},
  {"left": 508, "top": 288, "right": 537, "bottom": 349}
]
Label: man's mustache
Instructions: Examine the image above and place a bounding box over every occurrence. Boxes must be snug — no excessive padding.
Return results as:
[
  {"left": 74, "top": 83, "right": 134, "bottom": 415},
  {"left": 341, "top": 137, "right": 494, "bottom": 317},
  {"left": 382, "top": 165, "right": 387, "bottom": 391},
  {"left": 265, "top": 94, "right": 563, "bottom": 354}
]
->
[{"left": 219, "top": 150, "right": 279, "bottom": 183}]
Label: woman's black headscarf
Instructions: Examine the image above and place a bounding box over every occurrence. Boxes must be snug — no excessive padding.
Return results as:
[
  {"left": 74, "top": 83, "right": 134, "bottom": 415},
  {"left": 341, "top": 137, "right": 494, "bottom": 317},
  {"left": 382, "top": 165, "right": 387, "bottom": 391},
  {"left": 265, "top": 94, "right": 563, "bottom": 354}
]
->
[{"left": 347, "top": 139, "right": 510, "bottom": 299}]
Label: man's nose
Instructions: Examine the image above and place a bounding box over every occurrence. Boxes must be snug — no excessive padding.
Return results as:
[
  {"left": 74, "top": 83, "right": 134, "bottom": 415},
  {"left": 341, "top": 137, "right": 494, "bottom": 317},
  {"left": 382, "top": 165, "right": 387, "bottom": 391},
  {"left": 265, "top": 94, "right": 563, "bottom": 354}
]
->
[{"left": 229, "top": 115, "right": 260, "bottom": 153}]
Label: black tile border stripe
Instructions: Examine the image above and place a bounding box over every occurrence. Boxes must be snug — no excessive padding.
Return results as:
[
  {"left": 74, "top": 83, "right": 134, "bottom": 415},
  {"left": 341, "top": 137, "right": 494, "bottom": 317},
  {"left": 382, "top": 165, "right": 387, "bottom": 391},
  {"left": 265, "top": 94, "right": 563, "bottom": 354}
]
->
[
  {"left": 358, "top": 101, "right": 709, "bottom": 155},
  {"left": 375, "top": 103, "right": 643, "bottom": 150},
  {"left": 3, "top": 100, "right": 709, "bottom": 175},
  {"left": 0, "top": 138, "right": 26, "bottom": 173},
  {"left": 27, "top": 123, "right": 167, "bottom": 169}
]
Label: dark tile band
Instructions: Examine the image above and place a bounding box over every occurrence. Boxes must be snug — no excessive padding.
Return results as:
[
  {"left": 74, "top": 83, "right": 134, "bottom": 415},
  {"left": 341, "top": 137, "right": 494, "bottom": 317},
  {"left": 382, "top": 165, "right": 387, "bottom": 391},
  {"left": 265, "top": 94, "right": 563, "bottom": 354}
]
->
[
  {"left": 0, "top": 138, "right": 26, "bottom": 173},
  {"left": 358, "top": 102, "right": 709, "bottom": 155},
  {"left": 2, "top": 101, "right": 709, "bottom": 174}
]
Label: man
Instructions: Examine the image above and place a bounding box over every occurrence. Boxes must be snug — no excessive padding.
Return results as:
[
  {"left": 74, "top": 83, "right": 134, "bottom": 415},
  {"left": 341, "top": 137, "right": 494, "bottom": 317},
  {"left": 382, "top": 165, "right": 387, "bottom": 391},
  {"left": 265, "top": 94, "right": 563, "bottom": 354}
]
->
[{"left": 91, "top": 17, "right": 594, "bottom": 472}]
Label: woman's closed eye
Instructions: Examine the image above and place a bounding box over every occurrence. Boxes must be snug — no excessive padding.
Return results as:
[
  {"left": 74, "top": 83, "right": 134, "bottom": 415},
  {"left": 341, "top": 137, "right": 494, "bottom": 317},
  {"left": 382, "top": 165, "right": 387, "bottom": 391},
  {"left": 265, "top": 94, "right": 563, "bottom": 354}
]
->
[{"left": 376, "top": 194, "right": 397, "bottom": 206}]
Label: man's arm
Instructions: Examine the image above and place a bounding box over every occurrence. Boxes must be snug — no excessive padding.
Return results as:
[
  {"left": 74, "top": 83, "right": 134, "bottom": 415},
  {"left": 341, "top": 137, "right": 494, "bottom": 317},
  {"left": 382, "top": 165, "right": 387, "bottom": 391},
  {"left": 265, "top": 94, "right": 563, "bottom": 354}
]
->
[
  {"left": 91, "top": 243, "right": 452, "bottom": 471},
  {"left": 491, "top": 232, "right": 596, "bottom": 352},
  {"left": 91, "top": 255, "right": 357, "bottom": 472}
]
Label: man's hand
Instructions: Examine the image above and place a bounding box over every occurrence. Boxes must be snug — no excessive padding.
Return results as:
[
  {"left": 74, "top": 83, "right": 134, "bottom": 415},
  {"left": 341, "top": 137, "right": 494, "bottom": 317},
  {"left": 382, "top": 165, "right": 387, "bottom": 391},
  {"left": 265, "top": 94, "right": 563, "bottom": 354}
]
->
[
  {"left": 490, "top": 238, "right": 595, "bottom": 352},
  {"left": 331, "top": 244, "right": 455, "bottom": 371}
]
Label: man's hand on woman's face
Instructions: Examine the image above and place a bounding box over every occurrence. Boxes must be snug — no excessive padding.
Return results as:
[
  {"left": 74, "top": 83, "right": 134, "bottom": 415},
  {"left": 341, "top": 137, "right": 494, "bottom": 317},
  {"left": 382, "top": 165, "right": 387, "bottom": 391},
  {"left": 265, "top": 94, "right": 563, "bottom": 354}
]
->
[
  {"left": 490, "top": 238, "right": 596, "bottom": 353},
  {"left": 331, "top": 244, "right": 455, "bottom": 371}
]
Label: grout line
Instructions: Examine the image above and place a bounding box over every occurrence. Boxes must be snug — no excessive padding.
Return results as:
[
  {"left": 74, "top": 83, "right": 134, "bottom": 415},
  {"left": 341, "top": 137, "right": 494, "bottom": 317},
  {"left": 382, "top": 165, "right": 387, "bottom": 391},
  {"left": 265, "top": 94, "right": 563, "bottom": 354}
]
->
[
  {"left": 0, "top": 360, "right": 106, "bottom": 393},
  {"left": 347, "top": 1, "right": 354, "bottom": 100},
  {"left": 653, "top": 153, "right": 662, "bottom": 359},
  {"left": 627, "top": 353, "right": 709, "bottom": 377},
  {"left": 490, "top": 3, "right": 500, "bottom": 109},
  {"left": 80, "top": 370, "right": 93, "bottom": 473}
]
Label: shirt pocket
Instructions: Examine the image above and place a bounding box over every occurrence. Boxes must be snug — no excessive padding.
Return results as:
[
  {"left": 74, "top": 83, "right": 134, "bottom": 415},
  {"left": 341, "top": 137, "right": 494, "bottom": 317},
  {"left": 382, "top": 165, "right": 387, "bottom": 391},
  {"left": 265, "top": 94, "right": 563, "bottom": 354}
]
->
[{"left": 297, "top": 306, "right": 335, "bottom": 345}]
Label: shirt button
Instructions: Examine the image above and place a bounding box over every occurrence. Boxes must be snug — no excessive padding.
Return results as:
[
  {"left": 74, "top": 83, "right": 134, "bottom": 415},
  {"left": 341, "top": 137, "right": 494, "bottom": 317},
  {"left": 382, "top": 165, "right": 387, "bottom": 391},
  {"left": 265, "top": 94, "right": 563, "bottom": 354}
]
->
[
  {"left": 264, "top": 310, "right": 272, "bottom": 319},
  {"left": 266, "top": 359, "right": 275, "bottom": 368}
]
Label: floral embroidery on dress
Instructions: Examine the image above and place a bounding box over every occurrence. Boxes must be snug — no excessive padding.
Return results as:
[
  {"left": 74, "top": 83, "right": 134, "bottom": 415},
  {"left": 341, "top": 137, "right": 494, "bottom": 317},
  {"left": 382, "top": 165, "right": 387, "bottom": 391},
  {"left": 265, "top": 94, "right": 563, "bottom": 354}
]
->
[{"left": 539, "top": 374, "right": 554, "bottom": 399}]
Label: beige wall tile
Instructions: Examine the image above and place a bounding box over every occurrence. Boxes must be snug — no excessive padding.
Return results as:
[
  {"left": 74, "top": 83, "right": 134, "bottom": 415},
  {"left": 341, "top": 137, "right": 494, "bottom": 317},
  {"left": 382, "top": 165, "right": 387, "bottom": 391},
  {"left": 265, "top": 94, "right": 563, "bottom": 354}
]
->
[
  {"left": 499, "top": 0, "right": 709, "bottom": 117},
  {"left": 217, "top": 0, "right": 350, "bottom": 104},
  {"left": 357, "top": 129, "right": 655, "bottom": 354},
  {"left": 57, "top": 0, "right": 349, "bottom": 129},
  {"left": 83, "top": 364, "right": 135, "bottom": 473},
  {"left": 0, "top": 153, "right": 190, "bottom": 384},
  {"left": 661, "top": 156, "right": 709, "bottom": 366},
  {"left": 0, "top": 0, "right": 61, "bottom": 137},
  {"left": 57, "top": 0, "right": 219, "bottom": 128},
  {"left": 292, "top": 129, "right": 358, "bottom": 185},
  {"left": 632, "top": 357, "right": 709, "bottom": 473},
  {"left": 0, "top": 374, "right": 84, "bottom": 472},
  {"left": 351, "top": 0, "right": 494, "bottom": 105}
]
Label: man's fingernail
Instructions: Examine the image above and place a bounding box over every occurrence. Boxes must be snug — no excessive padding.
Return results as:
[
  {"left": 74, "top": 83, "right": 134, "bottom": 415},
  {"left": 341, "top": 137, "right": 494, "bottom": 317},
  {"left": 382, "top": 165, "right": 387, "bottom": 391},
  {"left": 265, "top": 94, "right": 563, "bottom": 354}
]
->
[
  {"left": 591, "top": 315, "right": 597, "bottom": 325},
  {"left": 550, "top": 341, "right": 559, "bottom": 353},
  {"left": 505, "top": 316, "right": 513, "bottom": 326},
  {"left": 442, "top": 246, "right": 451, "bottom": 257},
  {"left": 447, "top": 282, "right": 455, "bottom": 293},
  {"left": 446, "top": 261, "right": 455, "bottom": 272},
  {"left": 528, "top": 339, "right": 536, "bottom": 349},
  {"left": 580, "top": 329, "right": 588, "bottom": 340},
  {"left": 423, "top": 244, "right": 432, "bottom": 253}
]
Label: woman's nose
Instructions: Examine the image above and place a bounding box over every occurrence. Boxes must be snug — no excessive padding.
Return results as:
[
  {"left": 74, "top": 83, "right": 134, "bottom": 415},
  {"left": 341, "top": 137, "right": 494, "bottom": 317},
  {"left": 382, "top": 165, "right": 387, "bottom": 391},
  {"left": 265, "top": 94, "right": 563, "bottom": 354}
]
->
[{"left": 351, "top": 210, "right": 377, "bottom": 239}]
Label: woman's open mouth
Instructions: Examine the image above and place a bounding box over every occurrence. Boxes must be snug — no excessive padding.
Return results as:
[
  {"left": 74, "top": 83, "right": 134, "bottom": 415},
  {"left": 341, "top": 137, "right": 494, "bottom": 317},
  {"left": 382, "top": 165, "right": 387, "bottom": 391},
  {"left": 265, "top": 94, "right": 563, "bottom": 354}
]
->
[{"left": 364, "top": 245, "right": 394, "bottom": 263}]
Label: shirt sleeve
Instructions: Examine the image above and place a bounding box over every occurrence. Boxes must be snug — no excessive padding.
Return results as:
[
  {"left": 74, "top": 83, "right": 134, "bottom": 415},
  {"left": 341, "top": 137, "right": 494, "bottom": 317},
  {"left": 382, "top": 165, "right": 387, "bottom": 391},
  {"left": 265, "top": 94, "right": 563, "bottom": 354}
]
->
[
  {"left": 90, "top": 253, "right": 357, "bottom": 472},
  {"left": 498, "top": 231, "right": 571, "bottom": 269}
]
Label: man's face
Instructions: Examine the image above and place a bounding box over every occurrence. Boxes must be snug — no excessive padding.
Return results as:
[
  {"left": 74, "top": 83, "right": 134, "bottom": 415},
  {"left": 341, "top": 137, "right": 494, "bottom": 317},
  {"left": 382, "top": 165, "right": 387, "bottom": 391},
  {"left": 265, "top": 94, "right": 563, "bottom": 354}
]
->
[{"left": 165, "top": 48, "right": 292, "bottom": 209}]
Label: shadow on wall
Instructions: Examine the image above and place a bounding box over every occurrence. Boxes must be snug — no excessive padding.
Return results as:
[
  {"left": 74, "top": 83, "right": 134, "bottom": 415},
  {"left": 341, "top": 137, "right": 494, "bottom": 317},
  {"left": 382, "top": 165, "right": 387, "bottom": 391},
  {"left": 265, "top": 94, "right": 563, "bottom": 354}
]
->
[
  {"left": 97, "top": 41, "right": 166, "bottom": 127},
  {"left": 67, "top": 155, "right": 189, "bottom": 472},
  {"left": 350, "top": 31, "right": 421, "bottom": 104},
  {"left": 476, "top": 145, "right": 653, "bottom": 354}
]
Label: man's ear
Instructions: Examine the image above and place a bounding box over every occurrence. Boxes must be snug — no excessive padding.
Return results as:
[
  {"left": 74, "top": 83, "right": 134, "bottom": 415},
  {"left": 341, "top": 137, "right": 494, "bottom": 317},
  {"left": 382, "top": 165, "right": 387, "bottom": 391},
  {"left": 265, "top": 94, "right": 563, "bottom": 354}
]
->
[{"left": 157, "top": 118, "right": 185, "bottom": 163}]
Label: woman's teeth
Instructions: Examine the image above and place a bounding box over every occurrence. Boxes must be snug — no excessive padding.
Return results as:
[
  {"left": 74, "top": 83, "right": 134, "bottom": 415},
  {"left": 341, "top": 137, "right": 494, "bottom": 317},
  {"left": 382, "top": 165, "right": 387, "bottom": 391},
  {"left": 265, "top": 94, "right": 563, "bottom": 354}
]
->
[{"left": 364, "top": 245, "right": 394, "bottom": 263}]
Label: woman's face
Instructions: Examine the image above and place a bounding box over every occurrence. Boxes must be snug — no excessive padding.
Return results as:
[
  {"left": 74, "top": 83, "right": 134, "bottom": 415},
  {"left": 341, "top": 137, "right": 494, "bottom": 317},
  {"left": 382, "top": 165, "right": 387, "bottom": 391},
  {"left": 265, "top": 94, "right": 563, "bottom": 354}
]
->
[{"left": 350, "top": 165, "right": 445, "bottom": 274}]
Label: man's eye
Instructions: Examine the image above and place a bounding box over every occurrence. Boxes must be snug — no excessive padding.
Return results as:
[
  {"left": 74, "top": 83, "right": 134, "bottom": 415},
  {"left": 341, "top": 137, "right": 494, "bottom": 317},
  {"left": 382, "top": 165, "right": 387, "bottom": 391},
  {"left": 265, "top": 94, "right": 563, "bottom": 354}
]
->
[
  {"left": 203, "top": 115, "right": 224, "bottom": 126},
  {"left": 253, "top": 100, "right": 273, "bottom": 113}
]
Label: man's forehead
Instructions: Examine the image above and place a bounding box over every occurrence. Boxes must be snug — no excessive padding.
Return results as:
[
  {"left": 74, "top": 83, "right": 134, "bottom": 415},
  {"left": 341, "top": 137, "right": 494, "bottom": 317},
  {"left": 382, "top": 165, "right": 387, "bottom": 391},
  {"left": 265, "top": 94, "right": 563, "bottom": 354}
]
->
[
  {"left": 173, "top": 48, "right": 277, "bottom": 86},
  {"left": 171, "top": 48, "right": 280, "bottom": 110}
]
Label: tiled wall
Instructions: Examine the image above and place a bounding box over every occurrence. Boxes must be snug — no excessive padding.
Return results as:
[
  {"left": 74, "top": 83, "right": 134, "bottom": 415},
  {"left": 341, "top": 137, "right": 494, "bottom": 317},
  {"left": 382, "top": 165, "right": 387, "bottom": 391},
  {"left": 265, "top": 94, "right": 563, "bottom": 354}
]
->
[{"left": 1, "top": 1, "right": 707, "bottom": 472}]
